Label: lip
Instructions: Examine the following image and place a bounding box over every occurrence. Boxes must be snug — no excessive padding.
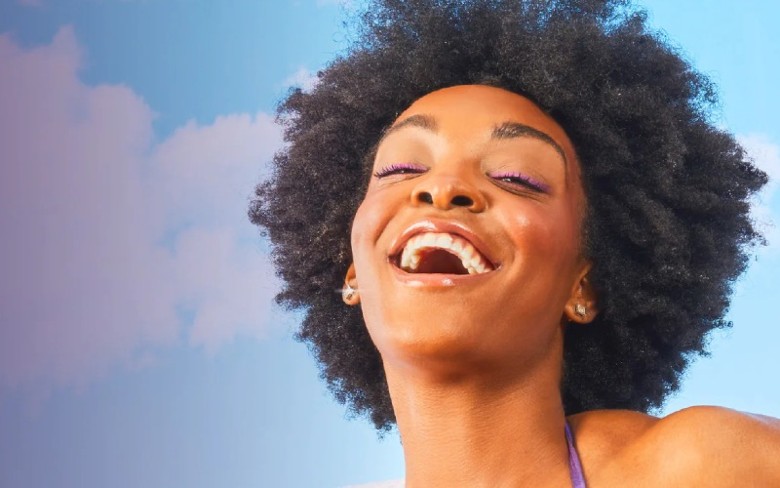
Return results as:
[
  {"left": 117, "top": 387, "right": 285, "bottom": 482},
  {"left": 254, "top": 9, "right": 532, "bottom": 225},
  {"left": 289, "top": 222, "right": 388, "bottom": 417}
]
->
[
  {"left": 387, "top": 219, "right": 500, "bottom": 271},
  {"left": 389, "top": 262, "right": 498, "bottom": 287}
]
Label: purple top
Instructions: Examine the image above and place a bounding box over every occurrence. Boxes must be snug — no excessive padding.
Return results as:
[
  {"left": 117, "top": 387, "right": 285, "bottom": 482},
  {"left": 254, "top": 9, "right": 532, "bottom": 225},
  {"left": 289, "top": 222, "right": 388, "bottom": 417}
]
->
[{"left": 565, "top": 421, "right": 587, "bottom": 488}]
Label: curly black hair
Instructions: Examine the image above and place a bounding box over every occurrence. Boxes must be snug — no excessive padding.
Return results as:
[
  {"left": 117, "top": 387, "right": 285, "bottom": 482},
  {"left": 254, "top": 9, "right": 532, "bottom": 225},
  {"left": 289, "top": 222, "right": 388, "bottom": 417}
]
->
[{"left": 249, "top": 0, "right": 767, "bottom": 430}]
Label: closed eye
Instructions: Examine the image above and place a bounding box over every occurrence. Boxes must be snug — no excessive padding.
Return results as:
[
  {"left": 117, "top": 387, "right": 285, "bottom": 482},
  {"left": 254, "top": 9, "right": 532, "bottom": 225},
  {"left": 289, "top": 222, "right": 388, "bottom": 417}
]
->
[
  {"left": 489, "top": 171, "right": 550, "bottom": 193},
  {"left": 373, "top": 163, "right": 428, "bottom": 178}
]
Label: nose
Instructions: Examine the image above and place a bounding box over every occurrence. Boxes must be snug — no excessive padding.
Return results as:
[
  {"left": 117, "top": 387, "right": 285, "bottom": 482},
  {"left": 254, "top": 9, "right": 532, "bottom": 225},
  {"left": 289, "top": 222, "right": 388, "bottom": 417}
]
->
[{"left": 410, "top": 174, "right": 486, "bottom": 212}]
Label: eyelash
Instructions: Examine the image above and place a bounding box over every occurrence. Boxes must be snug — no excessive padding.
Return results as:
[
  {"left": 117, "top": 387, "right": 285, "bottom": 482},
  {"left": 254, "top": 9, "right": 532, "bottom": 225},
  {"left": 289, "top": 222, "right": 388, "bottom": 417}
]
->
[
  {"left": 373, "top": 165, "right": 549, "bottom": 194},
  {"left": 489, "top": 171, "right": 550, "bottom": 193},
  {"left": 373, "top": 163, "right": 427, "bottom": 178}
]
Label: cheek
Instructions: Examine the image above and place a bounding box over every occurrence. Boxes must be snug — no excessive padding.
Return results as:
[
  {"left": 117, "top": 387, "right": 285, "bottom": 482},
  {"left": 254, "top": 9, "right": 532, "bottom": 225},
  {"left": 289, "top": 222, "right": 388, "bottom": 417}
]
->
[
  {"left": 350, "top": 201, "right": 373, "bottom": 274},
  {"left": 350, "top": 183, "right": 408, "bottom": 256},
  {"left": 350, "top": 193, "right": 390, "bottom": 286},
  {"left": 503, "top": 202, "right": 582, "bottom": 276},
  {"left": 349, "top": 195, "right": 397, "bottom": 346}
]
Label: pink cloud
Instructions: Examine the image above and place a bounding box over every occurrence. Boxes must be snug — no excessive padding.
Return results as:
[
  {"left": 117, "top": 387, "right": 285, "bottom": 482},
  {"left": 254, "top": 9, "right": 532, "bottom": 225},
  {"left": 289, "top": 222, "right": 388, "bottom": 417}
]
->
[
  {"left": 149, "top": 111, "right": 281, "bottom": 228},
  {"left": 148, "top": 112, "right": 283, "bottom": 352},
  {"left": 0, "top": 27, "right": 282, "bottom": 394}
]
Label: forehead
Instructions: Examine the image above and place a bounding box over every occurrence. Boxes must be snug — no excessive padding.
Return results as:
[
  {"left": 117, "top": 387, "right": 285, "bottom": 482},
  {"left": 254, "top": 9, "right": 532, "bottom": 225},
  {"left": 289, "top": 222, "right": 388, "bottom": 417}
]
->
[{"left": 394, "top": 85, "right": 576, "bottom": 161}]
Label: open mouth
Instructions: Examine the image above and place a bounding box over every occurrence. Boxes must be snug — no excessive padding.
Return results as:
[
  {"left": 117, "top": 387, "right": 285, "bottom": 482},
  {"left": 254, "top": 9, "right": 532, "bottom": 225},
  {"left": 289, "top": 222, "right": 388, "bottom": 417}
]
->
[{"left": 391, "top": 232, "right": 495, "bottom": 275}]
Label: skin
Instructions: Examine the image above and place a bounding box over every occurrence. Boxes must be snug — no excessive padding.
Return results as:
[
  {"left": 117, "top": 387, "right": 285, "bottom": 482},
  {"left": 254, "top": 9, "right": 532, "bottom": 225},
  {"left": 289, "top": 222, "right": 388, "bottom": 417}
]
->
[{"left": 344, "top": 85, "right": 780, "bottom": 487}]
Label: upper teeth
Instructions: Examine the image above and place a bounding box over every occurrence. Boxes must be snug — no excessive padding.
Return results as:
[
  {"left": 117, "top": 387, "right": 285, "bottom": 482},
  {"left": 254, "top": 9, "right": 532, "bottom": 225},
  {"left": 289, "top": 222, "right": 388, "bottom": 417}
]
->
[{"left": 399, "top": 232, "right": 492, "bottom": 275}]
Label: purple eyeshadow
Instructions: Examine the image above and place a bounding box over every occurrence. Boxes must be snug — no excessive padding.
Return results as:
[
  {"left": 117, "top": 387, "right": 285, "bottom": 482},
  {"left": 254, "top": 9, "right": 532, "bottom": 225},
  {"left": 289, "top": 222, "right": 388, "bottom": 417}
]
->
[
  {"left": 373, "top": 162, "right": 427, "bottom": 178},
  {"left": 490, "top": 171, "right": 550, "bottom": 193}
]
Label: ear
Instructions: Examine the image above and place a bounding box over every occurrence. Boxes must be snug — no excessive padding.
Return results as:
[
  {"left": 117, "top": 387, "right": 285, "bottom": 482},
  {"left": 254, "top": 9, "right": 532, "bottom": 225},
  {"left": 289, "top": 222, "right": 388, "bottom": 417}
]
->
[
  {"left": 342, "top": 263, "right": 361, "bottom": 306},
  {"left": 563, "top": 262, "right": 598, "bottom": 324}
]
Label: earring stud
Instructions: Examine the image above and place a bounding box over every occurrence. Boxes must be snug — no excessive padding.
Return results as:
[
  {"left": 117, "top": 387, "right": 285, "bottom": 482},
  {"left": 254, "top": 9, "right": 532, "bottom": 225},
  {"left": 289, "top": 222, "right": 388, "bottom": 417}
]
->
[
  {"left": 342, "top": 283, "right": 358, "bottom": 303},
  {"left": 574, "top": 303, "right": 587, "bottom": 318}
]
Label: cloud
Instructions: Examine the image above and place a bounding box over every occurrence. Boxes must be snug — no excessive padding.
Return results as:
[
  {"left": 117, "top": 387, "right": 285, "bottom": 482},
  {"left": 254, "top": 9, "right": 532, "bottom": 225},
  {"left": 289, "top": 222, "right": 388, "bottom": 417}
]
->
[
  {"left": 282, "top": 66, "right": 320, "bottom": 93},
  {"left": 738, "top": 134, "right": 780, "bottom": 251},
  {"left": 147, "top": 112, "right": 283, "bottom": 352},
  {"left": 0, "top": 27, "right": 282, "bottom": 393}
]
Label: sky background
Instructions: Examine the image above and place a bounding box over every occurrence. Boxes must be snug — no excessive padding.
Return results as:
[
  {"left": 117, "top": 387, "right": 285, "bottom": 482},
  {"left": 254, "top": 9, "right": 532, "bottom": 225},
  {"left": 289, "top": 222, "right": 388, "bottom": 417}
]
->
[{"left": 0, "top": 1, "right": 779, "bottom": 487}]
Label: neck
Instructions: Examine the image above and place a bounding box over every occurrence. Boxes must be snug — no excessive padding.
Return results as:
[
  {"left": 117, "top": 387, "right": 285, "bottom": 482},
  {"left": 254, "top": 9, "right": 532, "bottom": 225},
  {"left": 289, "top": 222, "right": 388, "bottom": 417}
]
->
[{"left": 384, "top": 343, "right": 572, "bottom": 488}]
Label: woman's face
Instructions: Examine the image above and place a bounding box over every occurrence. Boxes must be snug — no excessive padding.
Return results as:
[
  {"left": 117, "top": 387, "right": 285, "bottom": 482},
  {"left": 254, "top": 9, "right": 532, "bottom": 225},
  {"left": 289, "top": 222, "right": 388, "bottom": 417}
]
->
[{"left": 350, "top": 85, "right": 591, "bottom": 372}]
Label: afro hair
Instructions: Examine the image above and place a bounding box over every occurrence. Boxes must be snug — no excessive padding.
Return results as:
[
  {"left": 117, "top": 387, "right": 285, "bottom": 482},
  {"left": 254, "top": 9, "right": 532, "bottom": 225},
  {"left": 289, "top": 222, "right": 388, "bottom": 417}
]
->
[{"left": 249, "top": 0, "right": 767, "bottom": 430}]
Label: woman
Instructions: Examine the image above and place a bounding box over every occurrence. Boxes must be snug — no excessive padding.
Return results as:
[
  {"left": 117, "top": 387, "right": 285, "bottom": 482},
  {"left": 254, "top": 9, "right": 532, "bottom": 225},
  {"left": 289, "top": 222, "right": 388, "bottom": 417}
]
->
[{"left": 250, "top": 0, "right": 780, "bottom": 485}]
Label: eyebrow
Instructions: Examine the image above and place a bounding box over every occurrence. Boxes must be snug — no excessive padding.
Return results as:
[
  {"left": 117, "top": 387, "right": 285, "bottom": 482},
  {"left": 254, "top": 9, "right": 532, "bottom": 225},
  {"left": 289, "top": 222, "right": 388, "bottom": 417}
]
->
[
  {"left": 381, "top": 114, "right": 438, "bottom": 140},
  {"left": 379, "top": 115, "right": 567, "bottom": 165},
  {"left": 492, "top": 122, "right": 567, "bottom": 165}
]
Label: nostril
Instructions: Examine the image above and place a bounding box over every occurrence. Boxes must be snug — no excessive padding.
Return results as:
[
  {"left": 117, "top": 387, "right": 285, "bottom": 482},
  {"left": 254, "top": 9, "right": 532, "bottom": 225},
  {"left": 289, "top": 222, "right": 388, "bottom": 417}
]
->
[
  {"left": 451, "top": 195, "right": 474, "bottom": 207},
  {"left": 417, "top": 192, "right": 434, "bottom": 204}
]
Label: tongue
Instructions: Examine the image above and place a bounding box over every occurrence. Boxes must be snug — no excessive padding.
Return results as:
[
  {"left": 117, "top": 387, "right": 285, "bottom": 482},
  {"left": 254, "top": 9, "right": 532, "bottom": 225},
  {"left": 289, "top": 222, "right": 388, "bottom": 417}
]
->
[{"left": 414, "top": 249, "right": 469, "bottom": 274}]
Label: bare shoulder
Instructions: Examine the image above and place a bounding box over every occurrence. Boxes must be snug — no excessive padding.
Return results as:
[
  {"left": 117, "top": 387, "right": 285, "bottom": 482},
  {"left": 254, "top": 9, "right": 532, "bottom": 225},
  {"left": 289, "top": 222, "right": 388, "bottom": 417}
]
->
[
  {"left": 567, "top": 409, "right": 658, "bottom": 455},
  {"left": 651, "top": 406, "right": 780, "bottom": 485},
  {"left": 566, "top": 409, "right": 659, "bottom": 483},
  {"left": 568, "top": 407, "right": 780, "bottom": 487}
]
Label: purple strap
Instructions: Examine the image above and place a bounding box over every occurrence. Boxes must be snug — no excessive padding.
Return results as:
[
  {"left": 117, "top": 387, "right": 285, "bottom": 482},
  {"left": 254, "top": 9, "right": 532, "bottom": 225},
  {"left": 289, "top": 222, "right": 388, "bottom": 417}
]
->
[{"left": 565, "top": 421, "right": 587, "bottom": 488}]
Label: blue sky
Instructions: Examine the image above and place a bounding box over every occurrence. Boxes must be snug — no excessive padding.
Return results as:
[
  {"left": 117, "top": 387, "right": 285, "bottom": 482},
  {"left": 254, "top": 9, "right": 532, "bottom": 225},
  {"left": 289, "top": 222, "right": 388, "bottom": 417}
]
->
[{"left": 0, "top": 1, "right": 778, "bottom": 487}]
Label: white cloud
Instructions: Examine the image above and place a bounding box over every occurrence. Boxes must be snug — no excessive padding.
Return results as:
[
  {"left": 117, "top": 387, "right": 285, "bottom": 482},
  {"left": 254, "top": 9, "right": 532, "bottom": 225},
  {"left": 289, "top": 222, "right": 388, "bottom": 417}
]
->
[
  {"left": 738, "top": 134, "right": 780, "bottom": 251},
  {"left": 0, "top": 27, "right": 283, "bottom": 393},
  {"left": 282, "top": 66, "right": 320, "bottom": 93}
]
